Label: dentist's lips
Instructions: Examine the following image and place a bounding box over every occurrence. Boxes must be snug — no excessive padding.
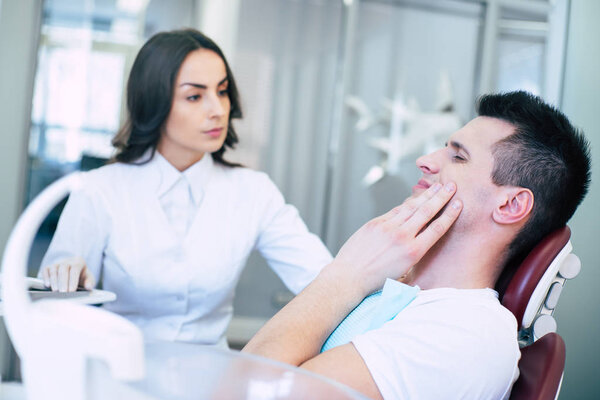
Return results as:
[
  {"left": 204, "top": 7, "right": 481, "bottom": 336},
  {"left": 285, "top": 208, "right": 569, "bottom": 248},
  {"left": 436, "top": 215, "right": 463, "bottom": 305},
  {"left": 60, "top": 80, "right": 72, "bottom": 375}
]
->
[
  {"left": 204, "top": 127, "right": 224, "bottom": 138},
  {"left": 412, "top": 179, "right": 432, "bottom": 193}
]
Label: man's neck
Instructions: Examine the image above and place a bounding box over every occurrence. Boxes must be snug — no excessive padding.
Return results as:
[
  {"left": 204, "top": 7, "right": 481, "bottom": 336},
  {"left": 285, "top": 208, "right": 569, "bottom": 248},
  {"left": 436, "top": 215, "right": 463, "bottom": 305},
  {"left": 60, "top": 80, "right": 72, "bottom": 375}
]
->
[{"left": 403, "top": 229, "right": 508, "bottom": 290}]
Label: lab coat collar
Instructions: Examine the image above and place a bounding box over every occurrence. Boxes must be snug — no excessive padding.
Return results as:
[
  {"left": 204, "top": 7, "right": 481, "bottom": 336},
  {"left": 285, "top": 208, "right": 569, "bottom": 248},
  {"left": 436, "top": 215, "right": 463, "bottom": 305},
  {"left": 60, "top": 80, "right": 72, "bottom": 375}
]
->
[
  {"left": 152, "top": 151, "right": 213, "bottom": 206},
  {"left": 183, "top": 154, "right": 213, "bottom": 206}
]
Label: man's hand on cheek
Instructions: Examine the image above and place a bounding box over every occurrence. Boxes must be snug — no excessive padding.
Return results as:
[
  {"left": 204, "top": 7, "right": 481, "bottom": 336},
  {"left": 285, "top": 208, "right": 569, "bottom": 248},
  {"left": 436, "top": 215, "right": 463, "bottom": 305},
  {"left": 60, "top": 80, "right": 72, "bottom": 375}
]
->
[{"left": 329, "top": 181, "right": 463, "bottom": 296}]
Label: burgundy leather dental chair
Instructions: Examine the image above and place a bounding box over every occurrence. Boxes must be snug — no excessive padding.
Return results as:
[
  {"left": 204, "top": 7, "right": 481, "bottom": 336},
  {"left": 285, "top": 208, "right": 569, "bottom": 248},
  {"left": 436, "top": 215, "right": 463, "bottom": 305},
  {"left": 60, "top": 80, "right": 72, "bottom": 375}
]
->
[{"left": 496, "top": 226, "right": 580, "bottom": 400}]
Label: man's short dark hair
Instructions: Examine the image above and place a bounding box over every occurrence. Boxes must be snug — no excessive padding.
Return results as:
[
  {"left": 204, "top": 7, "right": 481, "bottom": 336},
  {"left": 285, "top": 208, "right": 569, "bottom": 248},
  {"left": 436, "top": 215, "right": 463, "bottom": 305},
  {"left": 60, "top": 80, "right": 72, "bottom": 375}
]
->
[{"left": 477, "top": 91, "right": 591, "bottom": 287}]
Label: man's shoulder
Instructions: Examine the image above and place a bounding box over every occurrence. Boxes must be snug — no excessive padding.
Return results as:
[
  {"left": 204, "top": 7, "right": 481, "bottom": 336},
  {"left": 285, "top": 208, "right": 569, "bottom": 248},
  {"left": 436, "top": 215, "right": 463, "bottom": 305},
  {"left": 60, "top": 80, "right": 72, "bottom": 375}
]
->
[
  {"left": 404, "top": 287, "right": 518, "bottom": 335},
  {"left": 409, "top": 287, "right": 505, "bottom": 314},
  {"left": 351, "top": 288, "right": 520, "bottom": 400}
]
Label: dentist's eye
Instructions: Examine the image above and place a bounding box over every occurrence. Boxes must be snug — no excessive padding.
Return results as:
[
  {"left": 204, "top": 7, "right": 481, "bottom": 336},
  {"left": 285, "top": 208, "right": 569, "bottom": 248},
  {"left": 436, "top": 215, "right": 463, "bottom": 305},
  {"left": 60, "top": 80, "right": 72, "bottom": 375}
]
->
[
  {"left": 453, "top": 155, "right": 467, "bottom": 162},
  {"left": 187, "top": 95, "right": 200, "bottom": 101}
]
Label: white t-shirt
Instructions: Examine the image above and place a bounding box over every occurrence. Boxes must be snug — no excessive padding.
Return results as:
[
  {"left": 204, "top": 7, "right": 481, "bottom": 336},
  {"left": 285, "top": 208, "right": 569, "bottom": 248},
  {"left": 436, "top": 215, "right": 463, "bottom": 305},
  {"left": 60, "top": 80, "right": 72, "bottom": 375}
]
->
[
  {"left": 40, "top": 152, "right": 332, "bottom": 345},
  {"left": 352, "top": 287, "right": 520, "bottom": 400}
]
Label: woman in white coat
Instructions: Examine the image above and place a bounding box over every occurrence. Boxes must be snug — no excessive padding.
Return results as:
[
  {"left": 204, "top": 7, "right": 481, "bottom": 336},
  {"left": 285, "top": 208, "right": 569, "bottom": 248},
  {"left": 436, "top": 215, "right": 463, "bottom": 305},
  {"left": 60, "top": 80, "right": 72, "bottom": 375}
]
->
[{"left": 38, "top": 29, "right": 332, "bottom": 347}]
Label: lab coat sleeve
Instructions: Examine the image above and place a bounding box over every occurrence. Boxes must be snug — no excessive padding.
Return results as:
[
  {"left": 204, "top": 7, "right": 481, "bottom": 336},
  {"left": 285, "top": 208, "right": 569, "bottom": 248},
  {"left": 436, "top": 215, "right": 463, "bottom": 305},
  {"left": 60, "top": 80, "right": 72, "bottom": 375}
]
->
[
  {"left": 253, "top": 174, "right": 333, "bottom": 294},
  {"left": 38, "top": 177, "right": 110, "bottom": 284}
]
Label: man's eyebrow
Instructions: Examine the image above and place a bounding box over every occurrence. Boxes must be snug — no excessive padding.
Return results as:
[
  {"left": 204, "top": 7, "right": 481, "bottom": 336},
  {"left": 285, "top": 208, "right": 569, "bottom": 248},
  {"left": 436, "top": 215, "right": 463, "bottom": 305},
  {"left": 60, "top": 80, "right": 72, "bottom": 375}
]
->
[
  {"left": 448, "top": 140, "right": 471, "bottom": 157},
  {"left": 179, "top": 77, "right": 229, "bottom": 89}
]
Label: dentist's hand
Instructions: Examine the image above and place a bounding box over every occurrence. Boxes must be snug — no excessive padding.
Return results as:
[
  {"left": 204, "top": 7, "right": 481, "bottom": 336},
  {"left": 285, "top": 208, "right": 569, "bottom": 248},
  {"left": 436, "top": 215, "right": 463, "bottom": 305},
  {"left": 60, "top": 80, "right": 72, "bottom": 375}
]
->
[
  {"left": 41, "top": 256, "right": 96, "bottom": 292},
  {"left": 330, "top": 181, "right": 462, "bottom": 296}
]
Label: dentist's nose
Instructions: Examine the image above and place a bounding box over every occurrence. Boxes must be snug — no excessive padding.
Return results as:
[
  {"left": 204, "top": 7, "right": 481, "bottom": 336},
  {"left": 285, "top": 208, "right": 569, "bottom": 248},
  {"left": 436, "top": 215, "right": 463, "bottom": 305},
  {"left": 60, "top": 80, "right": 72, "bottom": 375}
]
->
[{"left": 206, "top": 94, "right": 226, "bottom": 119}]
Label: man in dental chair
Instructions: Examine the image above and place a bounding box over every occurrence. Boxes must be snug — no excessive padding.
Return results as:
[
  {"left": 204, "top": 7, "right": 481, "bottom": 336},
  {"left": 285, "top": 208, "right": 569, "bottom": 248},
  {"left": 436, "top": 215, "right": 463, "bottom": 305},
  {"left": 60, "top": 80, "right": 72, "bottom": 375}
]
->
[{"left": 243, "top": 91, "right": 591, "bottom": 399}]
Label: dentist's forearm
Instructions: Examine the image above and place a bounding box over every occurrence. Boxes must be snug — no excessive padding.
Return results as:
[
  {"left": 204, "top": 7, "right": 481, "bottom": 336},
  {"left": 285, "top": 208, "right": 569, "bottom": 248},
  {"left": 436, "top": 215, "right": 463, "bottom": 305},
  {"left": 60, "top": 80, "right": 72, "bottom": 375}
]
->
[{"left": 242, "top": 262, "right": 364, "bottom": 365}]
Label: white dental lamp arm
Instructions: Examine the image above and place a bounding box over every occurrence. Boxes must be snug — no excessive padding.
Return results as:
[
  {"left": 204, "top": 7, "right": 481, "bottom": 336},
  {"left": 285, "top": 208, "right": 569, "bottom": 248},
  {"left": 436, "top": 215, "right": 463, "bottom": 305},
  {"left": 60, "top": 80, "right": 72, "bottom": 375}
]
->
[{"left": 1, "top": 172, "right": 144, "bottom": 400}]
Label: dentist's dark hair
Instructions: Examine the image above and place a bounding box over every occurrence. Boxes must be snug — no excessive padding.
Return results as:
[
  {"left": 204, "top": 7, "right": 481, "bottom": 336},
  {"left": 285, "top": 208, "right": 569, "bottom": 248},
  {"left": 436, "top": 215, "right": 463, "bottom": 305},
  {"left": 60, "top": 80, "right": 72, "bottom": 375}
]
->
[
  {"left": 478, "top": 91, "right": 591, "bottom": 295},
  {"left": 111, "top": 28, "right": 242, "bottom": 167}
]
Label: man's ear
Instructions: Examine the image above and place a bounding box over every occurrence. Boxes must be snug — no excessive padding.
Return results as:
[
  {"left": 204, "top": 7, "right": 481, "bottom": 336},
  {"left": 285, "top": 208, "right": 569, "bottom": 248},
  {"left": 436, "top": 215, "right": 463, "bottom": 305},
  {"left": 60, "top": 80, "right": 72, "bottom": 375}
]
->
[{"left": 493, "top": 188, "right": 534, "bottom": 225}]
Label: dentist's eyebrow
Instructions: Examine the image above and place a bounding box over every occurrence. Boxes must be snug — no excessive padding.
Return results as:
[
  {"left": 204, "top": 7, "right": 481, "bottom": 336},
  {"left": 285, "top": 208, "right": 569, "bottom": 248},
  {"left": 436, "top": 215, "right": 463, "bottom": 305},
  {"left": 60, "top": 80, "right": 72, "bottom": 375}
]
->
[
  {"left": 179, "top": 77, "right": 229, "bottom": 89},
  {"left": 448, "top": 140, "right": 471, "bottom": 157}
]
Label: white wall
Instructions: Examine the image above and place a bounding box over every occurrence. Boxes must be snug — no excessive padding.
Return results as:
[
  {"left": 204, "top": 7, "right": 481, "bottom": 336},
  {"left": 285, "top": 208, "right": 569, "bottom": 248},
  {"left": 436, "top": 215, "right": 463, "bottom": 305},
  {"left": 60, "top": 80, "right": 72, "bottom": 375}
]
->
[
  {"left": 0, "top": 0, "right": 42, "bottom": 380},
  {"left": 0, "top": 0, "right": 42, "bottom": 261},
  {"left": 554, "top": 0, "right": 600, "bottom": 398}
]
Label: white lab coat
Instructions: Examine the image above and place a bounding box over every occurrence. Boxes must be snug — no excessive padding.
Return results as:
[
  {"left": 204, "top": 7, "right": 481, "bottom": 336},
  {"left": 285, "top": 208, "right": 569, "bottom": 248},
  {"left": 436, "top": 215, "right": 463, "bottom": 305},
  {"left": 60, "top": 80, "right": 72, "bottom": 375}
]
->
[{"left": 40, "top": 152, "right": 333, "bottom": 345}]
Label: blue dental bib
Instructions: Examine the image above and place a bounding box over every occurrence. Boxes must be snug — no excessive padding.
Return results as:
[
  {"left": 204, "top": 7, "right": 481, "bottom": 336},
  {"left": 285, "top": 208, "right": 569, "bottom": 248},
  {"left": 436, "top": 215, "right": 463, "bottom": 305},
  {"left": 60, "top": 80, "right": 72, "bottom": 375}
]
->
[{"left": 321, "top": 278, "right": 420, "bottom": 353}]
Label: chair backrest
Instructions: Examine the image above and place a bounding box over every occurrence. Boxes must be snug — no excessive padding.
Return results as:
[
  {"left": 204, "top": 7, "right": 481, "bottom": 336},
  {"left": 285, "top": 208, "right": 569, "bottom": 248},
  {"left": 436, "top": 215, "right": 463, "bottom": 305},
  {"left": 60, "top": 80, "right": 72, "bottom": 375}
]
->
[
  {"left": 496, "top": 226, "right": 580, "bottom": 400},
  {"left": 509, "top": 332, "right": 565, "bottom": 400},
  {"left": 498, "top": 226, "right": 581, "bottom": 344}
]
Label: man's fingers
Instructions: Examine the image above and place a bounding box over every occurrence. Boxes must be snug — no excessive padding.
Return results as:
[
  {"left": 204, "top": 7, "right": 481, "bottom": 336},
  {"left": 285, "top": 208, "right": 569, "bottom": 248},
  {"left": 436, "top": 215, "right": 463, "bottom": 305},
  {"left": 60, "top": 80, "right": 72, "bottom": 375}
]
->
[
  {"left": 392, "top": 182, "right": 457, "bottom": 234},
  {"left": 383, "top": 183, "right": 444, "bottom": 224},
  {"left": 416, "top": 199, "right": 463, "bottom": 250}
]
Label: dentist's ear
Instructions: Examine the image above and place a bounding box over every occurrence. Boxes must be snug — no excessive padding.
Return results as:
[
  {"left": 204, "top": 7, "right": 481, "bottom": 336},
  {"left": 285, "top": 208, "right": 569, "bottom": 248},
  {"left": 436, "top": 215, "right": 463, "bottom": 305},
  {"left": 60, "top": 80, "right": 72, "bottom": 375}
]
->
[{"left": 493, "top": 188, "right": 534, "bottom": 224}]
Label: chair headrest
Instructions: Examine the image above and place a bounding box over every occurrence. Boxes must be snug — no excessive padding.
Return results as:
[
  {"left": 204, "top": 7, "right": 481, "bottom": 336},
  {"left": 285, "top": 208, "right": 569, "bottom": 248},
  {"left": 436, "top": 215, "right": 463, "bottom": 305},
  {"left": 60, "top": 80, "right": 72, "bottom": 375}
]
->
[{"left": 501, "top": 226, "right": 571, "bottom": 328}]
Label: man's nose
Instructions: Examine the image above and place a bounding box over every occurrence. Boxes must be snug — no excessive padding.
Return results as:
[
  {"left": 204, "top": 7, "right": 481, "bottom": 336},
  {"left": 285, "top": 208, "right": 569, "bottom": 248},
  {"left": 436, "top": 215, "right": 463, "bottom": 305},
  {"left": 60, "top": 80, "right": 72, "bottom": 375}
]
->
[{"left": 416, "top": 151, "right": 441, "bottom": 174}]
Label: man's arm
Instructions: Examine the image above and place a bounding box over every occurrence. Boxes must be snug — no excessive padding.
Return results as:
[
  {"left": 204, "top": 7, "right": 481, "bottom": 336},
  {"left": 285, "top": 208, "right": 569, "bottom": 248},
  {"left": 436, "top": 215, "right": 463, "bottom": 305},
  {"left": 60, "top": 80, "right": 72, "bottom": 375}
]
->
[
  {"left": 243, "top": 182, "right": 462, "bottom": 397},
  {"left": 301, "top": 343, "right": 382, "bottom": 398}
]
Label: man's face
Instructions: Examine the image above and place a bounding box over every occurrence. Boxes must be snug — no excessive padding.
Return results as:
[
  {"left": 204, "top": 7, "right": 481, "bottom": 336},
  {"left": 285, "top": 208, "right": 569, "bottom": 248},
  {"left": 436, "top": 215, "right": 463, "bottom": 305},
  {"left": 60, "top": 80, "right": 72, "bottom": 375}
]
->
[{"left": 413, "top": 116, "right": 516, "bottom": 231}]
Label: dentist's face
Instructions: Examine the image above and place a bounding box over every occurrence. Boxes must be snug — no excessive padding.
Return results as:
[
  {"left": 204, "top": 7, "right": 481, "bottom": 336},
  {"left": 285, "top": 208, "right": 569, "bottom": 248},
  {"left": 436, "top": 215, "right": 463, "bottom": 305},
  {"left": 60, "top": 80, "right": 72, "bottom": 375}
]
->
[
  {"left": 158, "top": 48, "right": 231, "bottom": 171},
  {"left": 414, "top": 116, "right": 515, "bottom": 231}
]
